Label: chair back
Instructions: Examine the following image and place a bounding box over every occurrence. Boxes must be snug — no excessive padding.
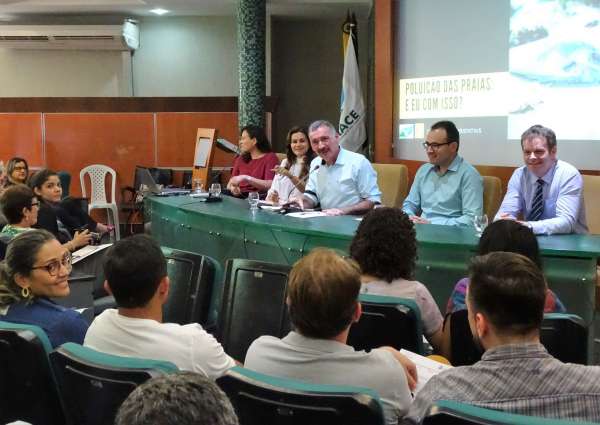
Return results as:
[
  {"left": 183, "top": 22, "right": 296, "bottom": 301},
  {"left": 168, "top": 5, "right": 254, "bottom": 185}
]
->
[
  {"left": 80, "top": 164, "right": 117, "bottom": 206},
  {"left": 348, "top": 293, "right": 424, "bottom": 354},
  {"left": 541, "top": 313, "right": 588, "bottom": 364},
  {"left": 448, "top": 311, "right": 589, "bottom": 366},
  {"left": 162, "top": 247, "right": 217, "bottom": 326},
  {"left": 217, "top": 366, "right": 385, "bottom": 425},
  {"left": 372, "top": 163, "right": 408, "bottom": 207},
  {"left": 0, "top": 236, "right": 8, "bottom": 260},
  {"left": 0, "top": 321, "right": 65, "bottom": 425},
  {"left": 423, "top": 399, "right": 598, "bottom": 425},
  {"left": 218, "top": 259, "right": 291, "bottom": 361},
  {"left": 582, "top": 174, "right": 600, "bottom": 234},
  {"left": 50, "top": 342, "right": 178, "bottom": 425},
  {"left": 57, "top": 170, "right": 72, "bottom": 199},
  {"left": 482, "top": 175, "right": 502, "bottom": 219}
]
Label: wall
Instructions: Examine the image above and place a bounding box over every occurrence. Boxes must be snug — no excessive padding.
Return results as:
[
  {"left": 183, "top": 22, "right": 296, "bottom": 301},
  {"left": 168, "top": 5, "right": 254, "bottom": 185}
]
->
[
  {"left": 270, "top": 17, "right": 370, "bottom": 152},
  {"left": 0, "top": 49, "right": 130, "bottom": 96},
  {"left": 133, "top": 16, "right": 239, "bottom": 96},
  {"left": 0, "top": 16, "right": 246, "bottom": 97}
]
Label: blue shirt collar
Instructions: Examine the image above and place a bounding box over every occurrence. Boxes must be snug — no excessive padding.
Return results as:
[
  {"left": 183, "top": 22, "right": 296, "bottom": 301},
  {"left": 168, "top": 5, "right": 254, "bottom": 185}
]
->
[
  {"left": 435, "top": 154, "right": 462, "bottom": 174},
  {"left": 526, "top": 160, "right": 557, "bottom": 186}
]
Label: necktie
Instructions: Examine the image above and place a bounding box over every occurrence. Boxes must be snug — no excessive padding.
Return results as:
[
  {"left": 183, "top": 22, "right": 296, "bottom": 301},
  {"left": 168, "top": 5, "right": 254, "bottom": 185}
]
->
[{"left": 528, "top": 179, "right": 544, "bottom": 221}]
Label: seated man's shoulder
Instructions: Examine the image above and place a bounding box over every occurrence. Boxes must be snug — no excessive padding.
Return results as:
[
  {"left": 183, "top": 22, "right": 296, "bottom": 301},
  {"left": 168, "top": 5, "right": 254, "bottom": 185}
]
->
[
  {"left": 557, "top": 159, "right": 581, "bottom": 175},
  {"left": 461, "top": 159, "right": 481, "bottom": 176}
]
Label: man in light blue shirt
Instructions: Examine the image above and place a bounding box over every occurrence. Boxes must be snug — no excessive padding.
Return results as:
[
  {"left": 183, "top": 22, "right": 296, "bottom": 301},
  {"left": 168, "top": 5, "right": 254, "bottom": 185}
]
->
[
  {"left": 294, "top": 120, "right": 381, "bottom": 216},
  {"left": 495, "top": 125, "right": 587, "bottom": 235},
  {"left": 402, "top": 121, "right": 483, "bottom": 226}
]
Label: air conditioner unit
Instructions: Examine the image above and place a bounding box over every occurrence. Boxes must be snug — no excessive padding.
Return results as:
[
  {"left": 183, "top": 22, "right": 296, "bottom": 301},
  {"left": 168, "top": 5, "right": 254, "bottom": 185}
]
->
[{"left": 0, "top": 20, "right": 139, "bottom": 51}]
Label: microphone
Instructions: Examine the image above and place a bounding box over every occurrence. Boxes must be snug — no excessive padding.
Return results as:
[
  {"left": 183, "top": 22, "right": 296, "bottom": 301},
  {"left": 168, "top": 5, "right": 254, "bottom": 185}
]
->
[{"left": 296, "top": 163, "right": 321, "bottom": 185}]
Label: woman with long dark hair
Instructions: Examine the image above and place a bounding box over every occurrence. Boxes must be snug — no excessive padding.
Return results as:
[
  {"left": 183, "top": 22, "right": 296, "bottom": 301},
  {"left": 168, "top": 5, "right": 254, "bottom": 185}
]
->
[
  {"left": 29, "top": 169, "right": 94, "bottom": 251},
  {"left": 266, "top": 126, "right": 316, "bottom": 205},
  {"left": 0, "top": 229, "right": 89, "bottom": 347}
]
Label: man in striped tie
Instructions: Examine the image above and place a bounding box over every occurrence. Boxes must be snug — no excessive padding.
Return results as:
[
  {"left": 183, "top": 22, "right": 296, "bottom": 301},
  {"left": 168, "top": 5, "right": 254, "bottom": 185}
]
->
[{"left": 495, "top": 125, "right": 588, "bottom": 235}]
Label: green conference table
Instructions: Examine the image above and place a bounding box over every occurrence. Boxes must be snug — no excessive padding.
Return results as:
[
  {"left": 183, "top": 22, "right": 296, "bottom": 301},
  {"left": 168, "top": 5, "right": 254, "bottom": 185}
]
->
[{"left": 148, "top": 195, "right": 600, "bottom": 328}]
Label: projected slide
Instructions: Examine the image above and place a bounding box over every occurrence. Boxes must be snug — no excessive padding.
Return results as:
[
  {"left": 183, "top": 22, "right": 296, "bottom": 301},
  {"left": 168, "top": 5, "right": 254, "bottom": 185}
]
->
[
  {"left": 508, "top": 0, "right": 600, "bottom": 140},
  {"left": 394, "top": 0, "right": 600, "bottom": 169}
]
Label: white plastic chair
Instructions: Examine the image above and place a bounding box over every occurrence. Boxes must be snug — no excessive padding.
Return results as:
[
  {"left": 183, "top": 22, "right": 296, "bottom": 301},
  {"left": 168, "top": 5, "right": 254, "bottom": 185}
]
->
[{"left": 80, "top": 164, "right": 120, "bottom": 241}]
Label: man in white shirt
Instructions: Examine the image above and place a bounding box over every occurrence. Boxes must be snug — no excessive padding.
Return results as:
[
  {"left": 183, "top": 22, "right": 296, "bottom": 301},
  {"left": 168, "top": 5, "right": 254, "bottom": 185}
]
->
[
  {"left": 84, "top": 235, "right": 235, "bottom": 379},
  {"left": 290, "top": 120, "right": 381, "bottom": 216}
]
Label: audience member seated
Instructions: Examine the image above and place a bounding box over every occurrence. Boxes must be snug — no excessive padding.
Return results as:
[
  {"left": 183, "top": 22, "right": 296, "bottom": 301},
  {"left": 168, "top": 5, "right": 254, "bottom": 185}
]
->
[
  {"left": 350, "top": 207, "right": 443, "bottom": 352},
  {"left": 446, "top": 220, "right": 565, "bottom": 314},
  {"left": 0, "top": 185, "right": 39, "bottom": 240},
  {"left": 405, "top": 252, "right": 600, "bottom": 424},
  {"left": 0, "top": 229, "right": 89, "bottom": 348},
  {"left": 244, "top": 248, "right": 416, "bottom": 425},
  {"left": 84, "top": 234, "right": 236, "bottom": 379},
  {"left": 115, "top": 371, "right": 239, "bottom": 425},
  {"left": 29, "top": 169, "right": 94, "bottom": 251},
  {"left": 289, "top": 120, "right": 381, "bottom": 216},
  {"left": 265, "top": 126, "right": 316, "bottom": 205},
  {"left": 226, "top": 125, "right": 279, "bottom": 198},
  {"left": 3, "top": 157, "right": 29, "bottom": 189}
]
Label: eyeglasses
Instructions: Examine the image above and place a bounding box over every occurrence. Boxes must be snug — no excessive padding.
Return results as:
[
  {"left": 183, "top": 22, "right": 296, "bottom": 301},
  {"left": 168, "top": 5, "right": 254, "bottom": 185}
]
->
[
  {"left": 422, "top": 141, "right": 455, "bottom": 151},
  {"left": 30, "top": 201, "right": 40, "bottom": 208},
  {"left": 32, "top": 252, "right": 72, "bottom": 276}
]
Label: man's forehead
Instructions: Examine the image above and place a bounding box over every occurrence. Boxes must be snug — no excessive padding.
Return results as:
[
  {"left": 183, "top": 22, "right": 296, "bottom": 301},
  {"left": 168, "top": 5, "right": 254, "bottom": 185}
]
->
[
  {"left": 426, "top": 128, "right": 447, "bottom": 142},
  {"left": 309, "top": 126, "right": 335, "bottom": 140},
  {"left": 522, "top": 136, "right": 549, "bottom": 149}
]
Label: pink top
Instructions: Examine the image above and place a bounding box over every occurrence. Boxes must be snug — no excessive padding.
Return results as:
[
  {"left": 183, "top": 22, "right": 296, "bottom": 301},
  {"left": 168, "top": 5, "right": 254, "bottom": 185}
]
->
[{"left": 232, "top": 152, "right": 279, "bottom": 193}]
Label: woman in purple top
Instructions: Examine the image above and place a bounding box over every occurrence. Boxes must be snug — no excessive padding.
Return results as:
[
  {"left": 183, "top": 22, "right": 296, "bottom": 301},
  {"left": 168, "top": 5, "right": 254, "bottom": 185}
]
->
[{"left": 0, "top": 229, "right": 88, "bottom": 348}]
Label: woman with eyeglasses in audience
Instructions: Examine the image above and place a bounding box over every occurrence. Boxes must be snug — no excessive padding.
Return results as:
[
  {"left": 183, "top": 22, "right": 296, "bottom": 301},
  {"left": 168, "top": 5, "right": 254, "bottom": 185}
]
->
[
  {"left": 0, "top": 229, "right": 89, "bottom": 348},
  {"left": 0, "top": 185, "right": 40, "bottom": 240},
  {"left": 3, "top": 157, "right": 29, "bottom": 188},
  {"left": 29, "top": 169, "right": 110, "bottom": 252},
  {"left": 226, "top": 125, "right": 279, "bottom": 198},
  {"left": 265, "top": 126, "right": 316, "bottom": 205}
]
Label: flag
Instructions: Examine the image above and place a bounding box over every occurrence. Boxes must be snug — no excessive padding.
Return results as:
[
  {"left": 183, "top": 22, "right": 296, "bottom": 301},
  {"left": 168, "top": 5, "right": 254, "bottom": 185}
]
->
[{"left": 339, "top": 19, "right": 366, "bottom": 152}]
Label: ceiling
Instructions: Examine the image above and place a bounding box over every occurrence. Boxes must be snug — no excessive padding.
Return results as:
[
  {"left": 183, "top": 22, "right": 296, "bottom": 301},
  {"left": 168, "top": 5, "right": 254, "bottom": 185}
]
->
[{"left": 0, "top": 0, "right": 373, "bottom": 21}]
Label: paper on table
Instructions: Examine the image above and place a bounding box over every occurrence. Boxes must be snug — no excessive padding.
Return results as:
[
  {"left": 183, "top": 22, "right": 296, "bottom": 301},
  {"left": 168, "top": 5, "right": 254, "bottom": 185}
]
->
[
  {"left": 400, "top": 349, "right": 452, "bottom": 394},
  {"left": 259, "top": 205, "right": 283, "bottom": 212},
  {"left": 286, "top": 211, "right": 328, "bottom": 219},
  {"left": 72, "top": 243, "right": 112, "bottom": 264}
]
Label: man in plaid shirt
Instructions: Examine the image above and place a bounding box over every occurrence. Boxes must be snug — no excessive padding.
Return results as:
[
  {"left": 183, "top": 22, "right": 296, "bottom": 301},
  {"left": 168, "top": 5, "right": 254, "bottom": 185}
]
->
[{"left": 404, "top": 252, "right": 600, "bottom": 424}]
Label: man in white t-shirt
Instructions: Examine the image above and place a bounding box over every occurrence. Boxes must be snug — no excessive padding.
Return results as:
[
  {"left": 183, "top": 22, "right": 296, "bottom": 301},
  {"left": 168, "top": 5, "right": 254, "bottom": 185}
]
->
[{"left": 84, "top": 235, "right": 235, "bottom": 379}]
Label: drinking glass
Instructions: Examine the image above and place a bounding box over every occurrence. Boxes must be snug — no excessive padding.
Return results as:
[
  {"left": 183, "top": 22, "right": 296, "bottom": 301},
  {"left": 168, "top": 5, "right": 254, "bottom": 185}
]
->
[
  {"left": 248, "top": 192, "right": 260, "bottom": 211},
  {"left": 209, "top": 183, "right": 222, "bottom": 198},
  {"left": 473, "top": 214, "right": 488, "bottom": 237},
  {"left": 192, "top": 178, "right": 203, "bottom": 194}
]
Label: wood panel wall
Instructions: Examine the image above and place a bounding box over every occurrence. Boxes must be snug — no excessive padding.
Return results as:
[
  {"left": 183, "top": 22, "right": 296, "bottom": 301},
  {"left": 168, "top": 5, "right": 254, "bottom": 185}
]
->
[{"left": 0, "top": 97, "right": 278, "bottom": 203}]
